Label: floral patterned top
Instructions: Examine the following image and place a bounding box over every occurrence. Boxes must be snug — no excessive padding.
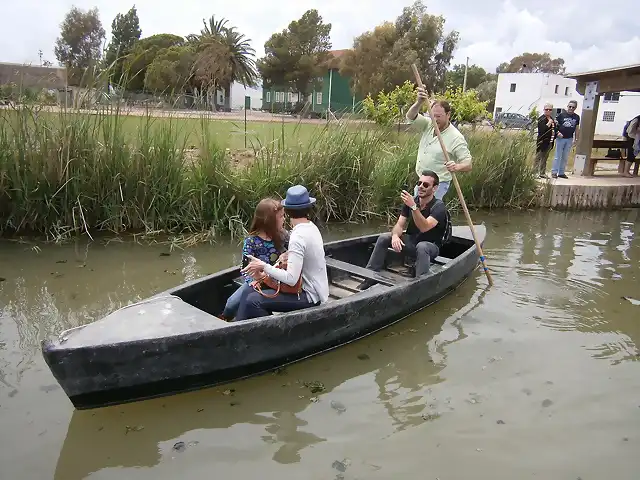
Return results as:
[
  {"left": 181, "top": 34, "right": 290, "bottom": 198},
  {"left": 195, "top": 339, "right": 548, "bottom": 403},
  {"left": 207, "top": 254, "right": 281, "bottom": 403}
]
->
[{"left": 240, "top": 230, "right": 290, "bottom": 283}]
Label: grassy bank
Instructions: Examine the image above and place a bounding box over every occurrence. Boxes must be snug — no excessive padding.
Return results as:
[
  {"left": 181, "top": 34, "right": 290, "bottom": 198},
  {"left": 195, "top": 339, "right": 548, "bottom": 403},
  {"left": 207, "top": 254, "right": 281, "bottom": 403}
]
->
[{"left": 0, "top": 105, "right": 538, "bottom": 241}]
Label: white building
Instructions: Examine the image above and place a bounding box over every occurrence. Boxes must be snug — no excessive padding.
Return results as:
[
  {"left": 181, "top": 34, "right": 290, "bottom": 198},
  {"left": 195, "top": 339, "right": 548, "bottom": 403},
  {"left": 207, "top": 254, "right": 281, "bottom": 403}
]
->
[
  {"left": 494, "top": 72, "right": 640, "bottom": 136},
  {"left": 594, "top": 91, "right": 640, "bottom": 136},
  {"left": 494, "top": 72, "right": 582, "bottom": 118},
  {"left": 229, "top": 82, "right": 263, "bottom": 110}
]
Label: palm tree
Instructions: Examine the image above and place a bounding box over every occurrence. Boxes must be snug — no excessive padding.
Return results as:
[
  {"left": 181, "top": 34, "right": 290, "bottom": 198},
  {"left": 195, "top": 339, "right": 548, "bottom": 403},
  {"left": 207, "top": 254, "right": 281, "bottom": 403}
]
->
[{"left": 194, "top": 15, "right": 258, "bottom": 110}]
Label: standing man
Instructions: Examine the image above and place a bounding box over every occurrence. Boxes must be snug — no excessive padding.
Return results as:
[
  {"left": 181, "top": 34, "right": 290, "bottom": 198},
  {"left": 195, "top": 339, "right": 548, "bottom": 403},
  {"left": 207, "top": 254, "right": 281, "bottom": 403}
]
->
[
  {"left": 406, "top": 86, "right": 473, "bottom": 200},
  {"left": 622, "top": 114, "right": 640, "bottom": 177},
  {"left": 535, "top": 103, "right": 556, "bottom": 178},
  {"left": 551, "top": 100, "right": 580, "bottom": 179}
]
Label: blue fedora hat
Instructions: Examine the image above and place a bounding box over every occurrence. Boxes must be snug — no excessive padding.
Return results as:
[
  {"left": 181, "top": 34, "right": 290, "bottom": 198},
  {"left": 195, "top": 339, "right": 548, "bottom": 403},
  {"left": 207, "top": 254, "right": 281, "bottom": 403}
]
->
[{"left": 281, "top": 184, "right": 316, "bottom": 209}]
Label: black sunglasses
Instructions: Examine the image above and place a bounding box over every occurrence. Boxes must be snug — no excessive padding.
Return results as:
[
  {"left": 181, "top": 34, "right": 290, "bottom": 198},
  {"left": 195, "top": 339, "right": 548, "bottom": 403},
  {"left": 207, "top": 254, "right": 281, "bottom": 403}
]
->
[{"left": 416, "top": 181, "right": 433, "bottom": 188}]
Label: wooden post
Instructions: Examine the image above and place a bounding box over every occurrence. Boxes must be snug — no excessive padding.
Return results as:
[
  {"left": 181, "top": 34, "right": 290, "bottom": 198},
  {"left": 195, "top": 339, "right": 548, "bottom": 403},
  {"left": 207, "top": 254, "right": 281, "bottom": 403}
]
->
[{"left": 573, "top": 81, "right": 600, "bottom": 176}]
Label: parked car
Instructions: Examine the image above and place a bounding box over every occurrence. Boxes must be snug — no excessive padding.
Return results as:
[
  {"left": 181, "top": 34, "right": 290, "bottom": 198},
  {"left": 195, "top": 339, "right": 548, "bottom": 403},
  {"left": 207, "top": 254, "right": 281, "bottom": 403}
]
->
[{"left": 494, "top": 112, "right": 532, "bottom": 129}]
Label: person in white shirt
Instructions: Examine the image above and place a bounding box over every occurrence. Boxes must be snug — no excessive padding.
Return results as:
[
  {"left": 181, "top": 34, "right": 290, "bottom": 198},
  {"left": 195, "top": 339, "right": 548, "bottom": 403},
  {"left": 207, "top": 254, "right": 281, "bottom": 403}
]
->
[{"left": 235, "top": 185, "right": 329, "bottom": 320}]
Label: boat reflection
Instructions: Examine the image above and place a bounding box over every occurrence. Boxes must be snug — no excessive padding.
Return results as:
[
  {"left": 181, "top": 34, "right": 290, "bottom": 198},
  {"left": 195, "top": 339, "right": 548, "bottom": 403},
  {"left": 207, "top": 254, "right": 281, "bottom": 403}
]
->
[{"left": 53, "top": 279, "right": 481, "bottom": 479}]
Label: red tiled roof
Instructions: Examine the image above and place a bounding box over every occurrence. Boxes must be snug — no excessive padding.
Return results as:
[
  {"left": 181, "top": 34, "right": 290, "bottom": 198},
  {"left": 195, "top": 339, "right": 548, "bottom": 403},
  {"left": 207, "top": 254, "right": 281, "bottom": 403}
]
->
[
  {"left": 329, "top": 49, "right": 349, "bottom": 58},
  {"left": 324, "top": 49, "right": 351, "bottom": 68}
]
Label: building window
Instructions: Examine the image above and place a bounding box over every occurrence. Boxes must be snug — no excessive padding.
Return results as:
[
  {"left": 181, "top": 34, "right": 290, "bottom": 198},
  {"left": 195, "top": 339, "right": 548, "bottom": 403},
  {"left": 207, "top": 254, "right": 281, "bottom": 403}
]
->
[
  {"left": 266, "top": 91, "right": 271, "bottom": 103},
  {"left": 603, "top": 92, "right": 620, "bottom": 103},
  {"left": 564, "top": 86, "right": 569, "bottom": 95},
  {"left": 276, "top": 91, "right": 284, "bottom": 102},
  {"left": 509, "top": 83, "right": 516, "bottom": 92},
  {"left": 554, "top": 85, "right": 559, "bottom": 94},
  {"left": 316, "top": 92, "right": 323, "bottom": 104},
  {"left": 602, "top": 111, "right": 615, "bottom": 122},
  {"left": 495, "top": 107, "right": 503, "bottom": 114}
]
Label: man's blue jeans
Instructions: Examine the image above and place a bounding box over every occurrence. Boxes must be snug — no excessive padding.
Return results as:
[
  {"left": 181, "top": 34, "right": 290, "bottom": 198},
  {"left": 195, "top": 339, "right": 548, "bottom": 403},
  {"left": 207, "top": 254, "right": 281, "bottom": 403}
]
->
[{"left": 552, "top": 138, "right": 573, "bottom": 175}]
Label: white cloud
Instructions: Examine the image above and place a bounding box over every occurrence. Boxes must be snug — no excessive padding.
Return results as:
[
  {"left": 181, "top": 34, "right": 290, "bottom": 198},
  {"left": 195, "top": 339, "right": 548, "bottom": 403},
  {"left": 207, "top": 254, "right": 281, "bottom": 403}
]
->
[{"left": 1, "top": 0, "right": 638, "bottom": 76}]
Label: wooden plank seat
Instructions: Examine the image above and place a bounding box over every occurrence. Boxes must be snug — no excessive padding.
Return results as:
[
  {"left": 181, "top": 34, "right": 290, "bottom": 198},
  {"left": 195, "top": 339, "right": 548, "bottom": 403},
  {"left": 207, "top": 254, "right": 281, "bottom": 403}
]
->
[
  {"left": 324, "top": 257, "right": 409, "bottom": 286},
  {"left": 585, "top": 156, "right": 627, "bottom": 176}
]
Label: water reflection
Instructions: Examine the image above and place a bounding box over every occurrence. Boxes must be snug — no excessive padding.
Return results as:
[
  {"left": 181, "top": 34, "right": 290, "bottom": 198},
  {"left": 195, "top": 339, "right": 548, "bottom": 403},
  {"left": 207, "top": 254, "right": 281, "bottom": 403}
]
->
[
  {"left": 53, "top": 280, "right": 478, "bottom": 479},
  {"left": 0, "top": 211, "right": 639, "bottom": 480}
]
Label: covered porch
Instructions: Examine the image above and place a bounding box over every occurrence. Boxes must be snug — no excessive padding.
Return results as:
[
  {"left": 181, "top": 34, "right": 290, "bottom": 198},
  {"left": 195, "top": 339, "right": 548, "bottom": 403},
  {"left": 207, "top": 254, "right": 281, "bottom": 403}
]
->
[{"left": 566, "top": 64, "right": 640, "bottom": 177}]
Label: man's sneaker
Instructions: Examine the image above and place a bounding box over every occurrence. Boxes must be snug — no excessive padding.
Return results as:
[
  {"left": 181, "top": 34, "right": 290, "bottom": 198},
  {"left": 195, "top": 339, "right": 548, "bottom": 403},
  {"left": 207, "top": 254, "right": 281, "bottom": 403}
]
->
[{"left": 558, "top": 174, "right": 569, "bottom": 179}]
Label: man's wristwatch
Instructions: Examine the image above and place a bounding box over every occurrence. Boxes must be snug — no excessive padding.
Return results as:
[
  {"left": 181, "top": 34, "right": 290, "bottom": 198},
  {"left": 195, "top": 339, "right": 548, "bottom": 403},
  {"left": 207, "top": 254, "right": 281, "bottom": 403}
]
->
[{"left": 410, "top": 205, "right": 417, "bottom": 211}]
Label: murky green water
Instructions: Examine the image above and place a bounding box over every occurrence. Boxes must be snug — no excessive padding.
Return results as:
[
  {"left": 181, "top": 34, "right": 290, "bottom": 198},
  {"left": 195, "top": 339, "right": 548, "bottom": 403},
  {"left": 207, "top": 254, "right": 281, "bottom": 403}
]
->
[{"left": 1, "top": 210, "right": 639, "bottom": 480}]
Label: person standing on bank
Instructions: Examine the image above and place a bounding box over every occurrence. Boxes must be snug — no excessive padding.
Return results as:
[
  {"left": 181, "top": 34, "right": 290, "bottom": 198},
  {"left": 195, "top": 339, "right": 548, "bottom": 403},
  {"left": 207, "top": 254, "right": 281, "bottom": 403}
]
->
[
  {"left": 535, "top": 103, "right": 556, "bottom": 178},
  {"left": 551, "top": 100, "right": 580, "bottom": 179},
  {"left": 406, "top": 86, "right": 473, "bottom": 200},
  {"left": 235, "top": 185, "right": 329, "bottom": 321},
  {"left": 358, "top": 170, "right": 448, "bottom": 290}
]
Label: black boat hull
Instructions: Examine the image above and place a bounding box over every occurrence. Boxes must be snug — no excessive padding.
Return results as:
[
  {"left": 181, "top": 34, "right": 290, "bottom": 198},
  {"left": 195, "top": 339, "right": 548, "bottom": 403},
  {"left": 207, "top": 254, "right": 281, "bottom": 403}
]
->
[{"left": 41, "top": 226, "right": 486, "bottom": 409}]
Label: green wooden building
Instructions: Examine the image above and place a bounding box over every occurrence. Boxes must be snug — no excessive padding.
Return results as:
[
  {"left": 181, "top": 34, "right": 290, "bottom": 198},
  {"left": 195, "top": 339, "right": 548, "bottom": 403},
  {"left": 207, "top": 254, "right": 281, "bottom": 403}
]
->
[{"left": 261, "top": 50, "right": 363, "bottom": 116}]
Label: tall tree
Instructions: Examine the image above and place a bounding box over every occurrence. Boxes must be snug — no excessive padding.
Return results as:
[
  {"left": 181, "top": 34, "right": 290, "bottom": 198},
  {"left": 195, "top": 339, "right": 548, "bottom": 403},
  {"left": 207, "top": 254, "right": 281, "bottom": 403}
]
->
[
  {"left": 104, "top": 6, "right": 142, "bottom": 86},
  {"left": 341, "top": 1, "right": 458, "bottom": 97},
  {"left": 54, "top": 6, "right": 106, "bottom": 86},
  {"left": 476, "top": 79, "right": 497, "bottom": 113},
  {"left": 496, "top": 52, "right": 566, "bottom": 74},
  {"left": 395, "top": 1, "right": 458, "bottom": 92},
  {"left": 190, "top": 15, "right": 259, "bottom": 110},
  {"left": 445, "top": 63, "right": 495, "bottom": 91},
  {"left": 123, "top": 34, "right": 184, "bottom": 91},
  {"left": 144, "top": 45, "right": 195, "bottom": 93},
  {"left": 257, "top": 9, "right": 332, "bottom": 105}
]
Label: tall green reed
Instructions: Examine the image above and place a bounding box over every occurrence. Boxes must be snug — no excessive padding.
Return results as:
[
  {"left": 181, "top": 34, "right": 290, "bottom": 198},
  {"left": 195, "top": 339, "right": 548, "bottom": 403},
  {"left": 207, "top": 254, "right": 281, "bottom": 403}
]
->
[{"left": 0, "top": 101, "right": 539, "bottom": 241}]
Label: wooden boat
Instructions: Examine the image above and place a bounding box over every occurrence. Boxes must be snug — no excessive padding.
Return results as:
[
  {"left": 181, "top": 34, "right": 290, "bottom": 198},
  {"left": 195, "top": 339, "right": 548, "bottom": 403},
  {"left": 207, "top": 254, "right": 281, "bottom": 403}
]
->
[{"left": 41, "top": 225, "right": 486, "bottom": 409}]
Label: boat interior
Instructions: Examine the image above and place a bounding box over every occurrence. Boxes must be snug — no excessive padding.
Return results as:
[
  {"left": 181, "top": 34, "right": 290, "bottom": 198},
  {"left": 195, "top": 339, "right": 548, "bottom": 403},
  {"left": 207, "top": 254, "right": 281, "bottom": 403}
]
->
[{"left": 172, "top": 232, "right": 477, "bottom": 320}]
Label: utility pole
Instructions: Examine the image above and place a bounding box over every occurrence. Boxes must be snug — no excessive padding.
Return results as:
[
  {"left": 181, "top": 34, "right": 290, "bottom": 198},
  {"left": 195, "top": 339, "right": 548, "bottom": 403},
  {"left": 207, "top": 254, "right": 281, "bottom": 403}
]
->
[{"left": 462, "top": 56, "right": 469, "bottom": 92}]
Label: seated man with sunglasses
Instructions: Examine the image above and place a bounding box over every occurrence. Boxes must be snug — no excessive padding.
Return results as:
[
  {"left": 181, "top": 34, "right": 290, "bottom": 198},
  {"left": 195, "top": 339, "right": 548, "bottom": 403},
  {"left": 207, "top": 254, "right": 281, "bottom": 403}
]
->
[{"left": 358, "top": 170, "right": 448, "bottom": 289}]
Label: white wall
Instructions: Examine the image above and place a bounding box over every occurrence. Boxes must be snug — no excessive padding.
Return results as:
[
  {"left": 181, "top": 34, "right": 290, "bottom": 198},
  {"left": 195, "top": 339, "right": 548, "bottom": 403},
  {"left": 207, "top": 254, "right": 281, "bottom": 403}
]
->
[
  {"left": 493, "top": 72, "right": 640, "bottom": 136},
  {"left": 594, "top": 92, "right": 640, "bottom": 136},
  {"left": 230, "top": 82, "right": 263, "bottom": 110},
  {"left": 494, "top": 72, "right": 582, "bottom": 118}
]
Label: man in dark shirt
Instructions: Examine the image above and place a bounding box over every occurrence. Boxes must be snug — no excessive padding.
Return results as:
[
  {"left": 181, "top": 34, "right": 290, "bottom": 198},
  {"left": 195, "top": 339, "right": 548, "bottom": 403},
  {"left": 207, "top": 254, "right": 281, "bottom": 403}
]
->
[
  {"left": 535, "top": 103, "right": 556, "bottom": 178},
  {"left": 359, "top": 170, "right": 448, "bottom": 289},
  {"left": 551, "top": 100, "right": 580, "bottom": 178}
]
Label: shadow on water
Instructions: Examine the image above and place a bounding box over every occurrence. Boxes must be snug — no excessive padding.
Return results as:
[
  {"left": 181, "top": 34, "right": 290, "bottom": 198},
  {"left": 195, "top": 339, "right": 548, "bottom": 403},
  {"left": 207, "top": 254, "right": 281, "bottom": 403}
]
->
[{"left": 52, "top": 279, "right": 485, "bottom": 479}]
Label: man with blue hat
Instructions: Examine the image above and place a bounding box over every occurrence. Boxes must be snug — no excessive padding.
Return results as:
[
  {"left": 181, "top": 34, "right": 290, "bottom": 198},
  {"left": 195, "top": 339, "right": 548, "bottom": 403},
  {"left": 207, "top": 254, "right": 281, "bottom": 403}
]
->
[{"left": 237, "top": 185, "right": 329, "bottom": 320}]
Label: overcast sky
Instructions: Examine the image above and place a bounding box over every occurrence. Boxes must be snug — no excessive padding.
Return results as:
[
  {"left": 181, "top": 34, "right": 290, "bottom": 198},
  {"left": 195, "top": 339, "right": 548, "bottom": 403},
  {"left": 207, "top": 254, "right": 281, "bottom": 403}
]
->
[{"left": 2, "top": 0, "right": 639, "bottom": 75}]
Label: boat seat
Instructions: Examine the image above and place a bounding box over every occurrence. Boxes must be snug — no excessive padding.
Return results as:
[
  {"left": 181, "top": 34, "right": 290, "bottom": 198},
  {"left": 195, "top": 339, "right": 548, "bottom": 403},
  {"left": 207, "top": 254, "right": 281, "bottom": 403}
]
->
[
  {"left": 386, "top": 247, "right": 451, "bottom": 266},
  {"left": 325, "top": 257, "right": 409, "bottom": 285}
]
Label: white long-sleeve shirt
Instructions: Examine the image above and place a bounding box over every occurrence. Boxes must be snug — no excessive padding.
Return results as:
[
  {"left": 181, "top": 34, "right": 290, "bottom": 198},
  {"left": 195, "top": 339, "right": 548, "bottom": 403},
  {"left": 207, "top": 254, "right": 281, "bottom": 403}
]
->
[{"left": 262, "top": 221, "right": 329, "bottom": 304}]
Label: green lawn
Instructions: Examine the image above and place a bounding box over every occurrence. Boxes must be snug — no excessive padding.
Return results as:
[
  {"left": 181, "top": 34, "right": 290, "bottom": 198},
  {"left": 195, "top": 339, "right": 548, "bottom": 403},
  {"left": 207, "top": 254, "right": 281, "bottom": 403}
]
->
[
  {"left": 117, "top": 116, "right": 326, "bottom": 150},
  {"left": 1, "top": 108, "right": 341, "bottom": 151}
]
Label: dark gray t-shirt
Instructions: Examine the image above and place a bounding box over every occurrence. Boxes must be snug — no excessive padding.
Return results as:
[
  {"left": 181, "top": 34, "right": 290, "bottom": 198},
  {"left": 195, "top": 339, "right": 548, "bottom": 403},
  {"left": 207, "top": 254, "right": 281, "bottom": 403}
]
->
[
  {"left": 401, "top": 197, "right": 447, "bottom": 247},
  {"left": 556, "top": 111, "right": 580, "bottom": 139}
]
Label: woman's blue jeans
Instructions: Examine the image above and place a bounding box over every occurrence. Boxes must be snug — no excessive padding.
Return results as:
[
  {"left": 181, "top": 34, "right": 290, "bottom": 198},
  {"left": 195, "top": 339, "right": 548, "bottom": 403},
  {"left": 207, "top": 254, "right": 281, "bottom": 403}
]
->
[{"left": 222, "top": 282, "right": 252, "bottom": 318}]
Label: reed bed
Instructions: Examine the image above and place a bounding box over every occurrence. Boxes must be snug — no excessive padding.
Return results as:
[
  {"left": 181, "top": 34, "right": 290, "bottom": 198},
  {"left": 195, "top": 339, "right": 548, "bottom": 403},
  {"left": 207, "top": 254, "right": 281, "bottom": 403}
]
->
[{"left": 0, "top": 104, "right": 539, "bottom": 241}]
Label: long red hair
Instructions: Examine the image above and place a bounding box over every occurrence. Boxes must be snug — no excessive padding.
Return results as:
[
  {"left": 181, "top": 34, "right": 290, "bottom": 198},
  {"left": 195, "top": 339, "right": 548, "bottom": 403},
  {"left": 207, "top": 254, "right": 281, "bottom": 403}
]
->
[{"left": 248, "top": 198, "right": 284, "bottom": 251}]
